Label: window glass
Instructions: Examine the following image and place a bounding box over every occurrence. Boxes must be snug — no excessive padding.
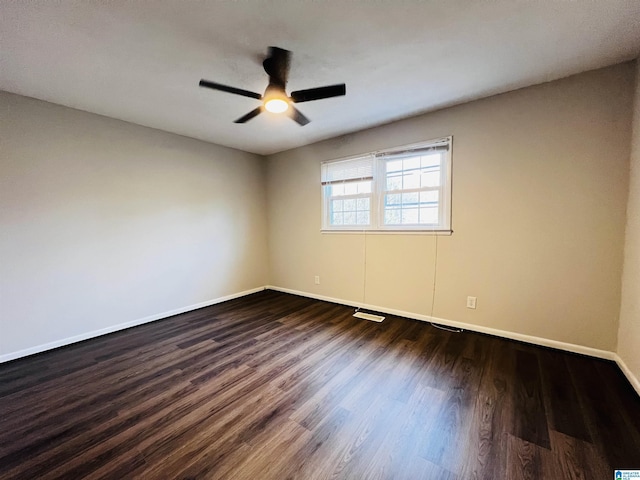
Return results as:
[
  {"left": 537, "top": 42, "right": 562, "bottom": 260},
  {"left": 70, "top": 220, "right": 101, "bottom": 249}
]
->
[{"left": 321, "top": 137, "right": 451, "bottom": 231}]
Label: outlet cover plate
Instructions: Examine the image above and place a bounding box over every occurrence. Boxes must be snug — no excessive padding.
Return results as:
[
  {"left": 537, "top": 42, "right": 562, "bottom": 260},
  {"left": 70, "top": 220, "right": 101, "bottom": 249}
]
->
[{"left": 467, "top": 296, "right": 477, "bottom": 309}]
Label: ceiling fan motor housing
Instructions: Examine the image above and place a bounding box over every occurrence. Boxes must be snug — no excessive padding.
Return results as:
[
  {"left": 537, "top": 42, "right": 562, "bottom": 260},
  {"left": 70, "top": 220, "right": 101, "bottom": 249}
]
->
[{"left": 199, "top": 46, "right": 346, "bottom": 125}]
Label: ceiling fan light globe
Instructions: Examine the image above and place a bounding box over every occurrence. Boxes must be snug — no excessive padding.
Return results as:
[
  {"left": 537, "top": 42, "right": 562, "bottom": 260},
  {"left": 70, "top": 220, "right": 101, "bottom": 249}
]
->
[{"left": 264, "top": 98, "right": 289, "bottom": 114}]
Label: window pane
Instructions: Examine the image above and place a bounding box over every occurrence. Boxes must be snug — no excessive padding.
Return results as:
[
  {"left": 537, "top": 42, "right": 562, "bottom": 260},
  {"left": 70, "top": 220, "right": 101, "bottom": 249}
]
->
[
  {"left": 383, "top": 152, "right": 444, "bottom": 226},
  {"left": 344, "top": 211, "right": 356, "bottom": 225},
  {"left": 401, "top": 192, "right": 419, "bottom": 206},
  {"left": 344, "top": 182, "right": 358, "bottom": 195},
  {"left": 387, "top": 159, "right": 403, "bottom": 172},
  {"left": 329, "top": 181, "right": 371, "bottom": 197},
  {"left": 402, "top": 208, "right": 419, "bottom": 224},
  {"left": 330, "top": 194, "right": 370, "bottom": 227},
  {"left": 419, "top": 191, "right": 438, "bottom": 203},
  {"left": 386, "top": 193, "right": 401, "bottom": 205},
  {"left": 386, "top": 174, "right": 402, "bottom": 191},
  {"left": 420, "top": 170, "right": 440, "bottom": 187},
  {"left": 419, "top": 206, "right": 439, "bottom": 224},
  {"left": 403, "top": 172, "right": 420, "bottom": 189},
  {"left": 331, "top": 184, "right": 344, "bottom": 196},
  {"left": 384, "top": 208, "right": 401, "bottom": 225},
  {"left": 403, "top": 156, "right": 420, "bottom": 170},
  {"left": 358, "top": 181, "right": 372, "bottom": 194},
  {"left": 356, "top": 211, "right": 370, "bottom": 225},
  {"left": 344, "top": 198, "right": 356, "bottom": 211},
  {"left": 421, "top": 153, "right": 441, "bottom": 168},
  {"left": 356, "top": 197, "right": 369, "bottom": 210}
]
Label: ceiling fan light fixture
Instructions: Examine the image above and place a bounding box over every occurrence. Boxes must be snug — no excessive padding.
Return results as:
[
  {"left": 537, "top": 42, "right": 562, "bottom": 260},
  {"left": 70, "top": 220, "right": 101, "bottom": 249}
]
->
[
  {"left": 199, "top": 46, "right": 346, "bottom": 125},
  {"left": 264, "top": 97, "right": 289, "bottom": 114}
]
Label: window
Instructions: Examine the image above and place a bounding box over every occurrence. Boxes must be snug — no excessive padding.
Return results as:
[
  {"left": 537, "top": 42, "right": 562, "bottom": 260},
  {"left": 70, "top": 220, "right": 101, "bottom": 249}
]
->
[{"left": 321, "top": 137, "right": 452, "bottom": 232}]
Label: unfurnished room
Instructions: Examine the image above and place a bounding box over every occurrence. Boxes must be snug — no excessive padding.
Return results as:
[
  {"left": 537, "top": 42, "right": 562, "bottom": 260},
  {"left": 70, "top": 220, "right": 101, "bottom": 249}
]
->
[{"left": 1, "top": 1, "right": 640, "bottom": 479}]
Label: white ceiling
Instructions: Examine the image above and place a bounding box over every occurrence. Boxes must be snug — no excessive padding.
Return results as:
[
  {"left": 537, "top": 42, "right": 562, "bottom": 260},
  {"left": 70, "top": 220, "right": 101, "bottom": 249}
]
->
[{"left": 1, "top": 1, "right": 639, "bottom": 155}]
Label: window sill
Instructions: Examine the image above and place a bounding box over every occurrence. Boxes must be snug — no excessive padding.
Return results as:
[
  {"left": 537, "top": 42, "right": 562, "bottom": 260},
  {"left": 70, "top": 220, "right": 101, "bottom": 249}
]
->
[{"left": 320, "top": 229, "right": 453, "bottom": 236}]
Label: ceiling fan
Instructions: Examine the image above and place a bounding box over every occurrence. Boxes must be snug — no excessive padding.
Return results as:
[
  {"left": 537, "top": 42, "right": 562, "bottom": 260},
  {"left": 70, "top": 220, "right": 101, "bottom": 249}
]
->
[{"left": 199, "top": 46, "right": 346, "bottom": 126}]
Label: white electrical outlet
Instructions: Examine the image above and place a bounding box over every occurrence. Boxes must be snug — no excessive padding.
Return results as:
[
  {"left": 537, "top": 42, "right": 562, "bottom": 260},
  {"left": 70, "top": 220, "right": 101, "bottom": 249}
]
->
[
  {"left": 466, "top": 296, "right": 477, "bottom": 309},
  {"left": 314, "top": 275, "right": 320, "bottom": 285}
]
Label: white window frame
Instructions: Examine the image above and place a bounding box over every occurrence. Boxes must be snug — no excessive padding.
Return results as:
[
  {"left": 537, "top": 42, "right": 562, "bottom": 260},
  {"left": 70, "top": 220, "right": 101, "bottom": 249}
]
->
[
  {"left": 321, "top": 136, "right": 452, "bottom": 233},
  {"left": 320, "top": 154, "right": 375, "bottom": 231}
]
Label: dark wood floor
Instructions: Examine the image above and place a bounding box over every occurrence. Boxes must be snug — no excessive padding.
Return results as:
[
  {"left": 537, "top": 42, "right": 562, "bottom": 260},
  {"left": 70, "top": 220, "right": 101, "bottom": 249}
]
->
[{"left": 1, "top": 290, "right": 639, "bottom": 479}]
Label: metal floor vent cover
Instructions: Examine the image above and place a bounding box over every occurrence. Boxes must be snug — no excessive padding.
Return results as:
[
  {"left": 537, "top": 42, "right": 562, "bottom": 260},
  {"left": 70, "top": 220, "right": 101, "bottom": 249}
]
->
[{"left": 353, "top": 311, "right": 385, "bottom": 323}]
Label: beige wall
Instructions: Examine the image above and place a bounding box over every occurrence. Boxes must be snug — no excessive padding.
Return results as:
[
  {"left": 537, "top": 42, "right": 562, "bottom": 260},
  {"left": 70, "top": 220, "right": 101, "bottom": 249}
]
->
[
  {"left": 618, "top": 60, "right": 640, "bottom": 386},
  {"left": 0, "top": 91, "right": 269, "bottom": 358},
  {"left": 267, "top": 63, "right": 634, "bottom": 352},
  {"left": 1, "top": 63, "right": 635, "bottom": 362}
]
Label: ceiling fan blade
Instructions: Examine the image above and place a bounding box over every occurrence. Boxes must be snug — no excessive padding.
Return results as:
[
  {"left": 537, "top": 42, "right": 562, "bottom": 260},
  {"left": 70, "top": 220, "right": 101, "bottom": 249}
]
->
[
  {"left": 234, "top": 107, "right": 263, "bottom": 124},
  {"left": 263, "top": 47, "right": 291, "bottom": 88},
  {"left": 199, "top": 80, "right": 262, "bottom": 100},
  {"left": 288, "top": 106, "right": 310, "bottom": 126},
  {"left": 290, "top": 84, "right": 346, "bottom": 103}
]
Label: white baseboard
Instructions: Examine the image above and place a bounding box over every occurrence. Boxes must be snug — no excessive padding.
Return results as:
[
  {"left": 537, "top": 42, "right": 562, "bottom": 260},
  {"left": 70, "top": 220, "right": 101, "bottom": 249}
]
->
[
  {"left": 268, "top": 285, "right": 640, "bottom": 395},
  {"left": 266, "top": 285, "right": 616, "bottom": 361},
  {"left": 4, "top": 284, "right": 638, "bottom": 398},
  {"left": 0, "top": 286, "right": 265, "bottom": 364}
]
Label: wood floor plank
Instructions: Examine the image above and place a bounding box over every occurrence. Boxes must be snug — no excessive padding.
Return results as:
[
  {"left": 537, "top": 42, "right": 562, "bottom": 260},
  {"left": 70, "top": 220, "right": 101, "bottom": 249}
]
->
[
  {"left": 566, "top": 353, "right": 640, "bottom": 469},
  {"left": 538, "top": 349, "right": 592, "bottom": 442},
  {"left": 458, "top": 336, "right": 513, "bottom": 480},
  {"left": 511, "top": 349, "right": 551, "bottom": 449},
  {"left": 506, "top": 434, "right": 546, "bottom": 480},
  {"left": 1, "top": 290, "right": 638, "bottom": 479},
  {"left": 548, "top": 430, "right": 610, "bottom": 480},
  {"left": 284, "top": 406, "right": 353, "bottom": 480}
]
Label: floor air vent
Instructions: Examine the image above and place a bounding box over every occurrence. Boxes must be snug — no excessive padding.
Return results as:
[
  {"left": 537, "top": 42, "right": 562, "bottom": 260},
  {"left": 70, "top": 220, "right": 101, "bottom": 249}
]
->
[{"left": 353, "top": 311, "right": 385, "bottom": 322}]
